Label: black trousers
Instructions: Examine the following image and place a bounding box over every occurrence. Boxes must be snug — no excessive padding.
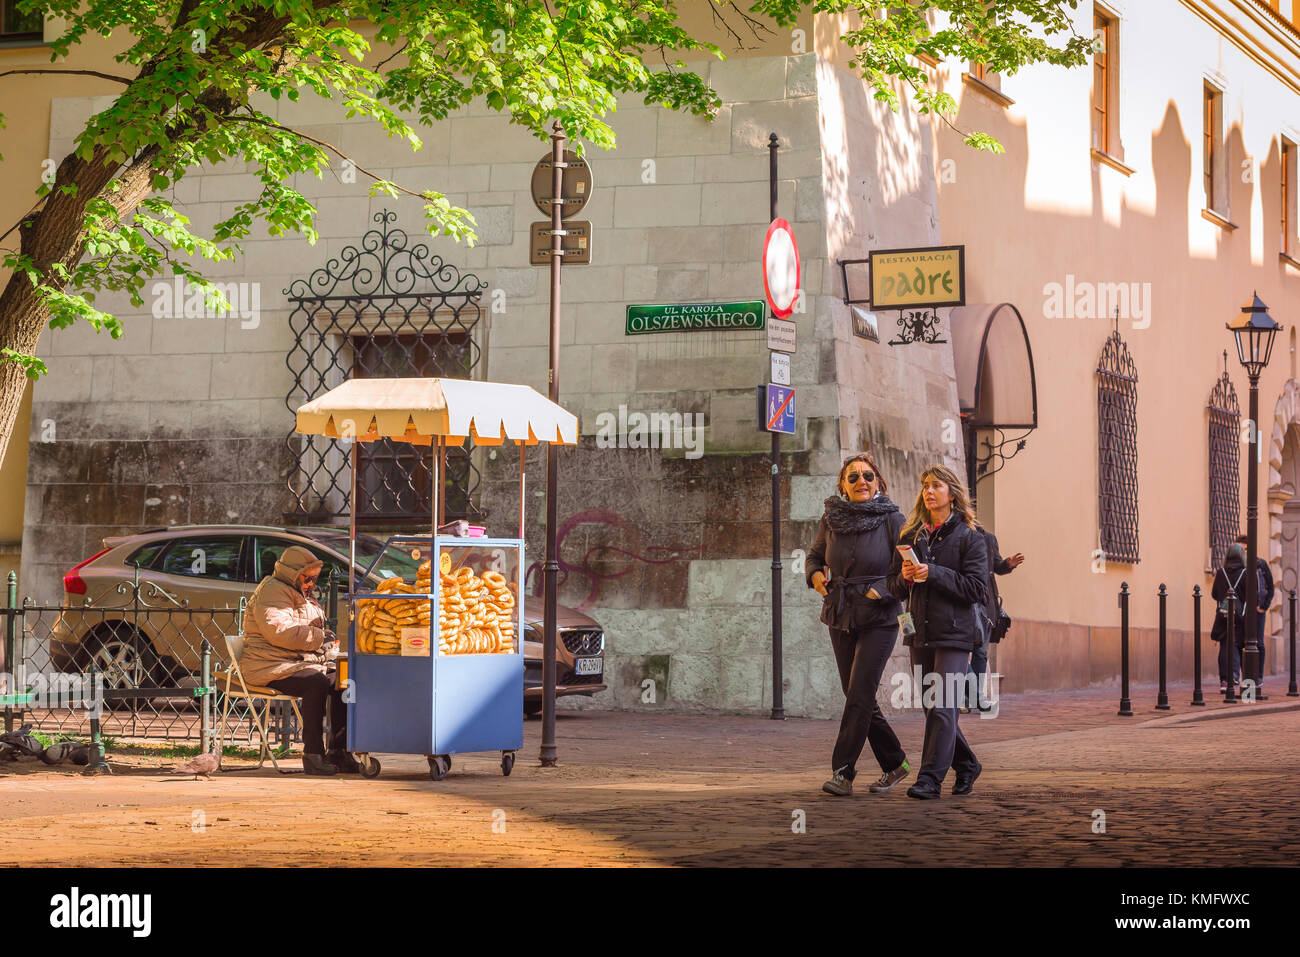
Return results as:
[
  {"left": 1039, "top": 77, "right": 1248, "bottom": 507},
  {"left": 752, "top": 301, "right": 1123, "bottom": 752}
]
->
[
  {"left": 829, "top": 623, "right": 906, "bottom": 779},
  {"left": 1216, "top": 637, "right": 1240, "bottom": 684},
  {"left": 267, "top": 671, "right": 347, "bottom": 756},
  {"left": 1218, "top": 636, "right": 1267, "bottom": 685},
  {"left": 909, "top": 646, "right": 979, "bottom": 790}
]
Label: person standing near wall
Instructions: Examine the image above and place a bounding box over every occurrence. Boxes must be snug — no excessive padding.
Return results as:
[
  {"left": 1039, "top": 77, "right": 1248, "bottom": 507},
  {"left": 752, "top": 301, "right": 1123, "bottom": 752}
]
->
[
  {"left": 888, "top": 465, "right": 987, "bottom": 799},
  {"left": 808, "top": 453, "right": 911, "bottom": 797},
  {"left": 1210, "top": 542, "right": 1248, "bottom": 693},
  {"left": 1234, "top": 534, "right": 1274, "bottom": 692},
  {"left": 964, "top": 526, "right": 1023, "bottom": 712}
]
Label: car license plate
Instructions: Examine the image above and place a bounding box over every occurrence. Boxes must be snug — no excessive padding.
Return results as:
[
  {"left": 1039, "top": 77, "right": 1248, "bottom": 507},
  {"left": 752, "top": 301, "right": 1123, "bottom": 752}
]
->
[{"left": 574, "top": 656, "right": 603, "bottom": 676}]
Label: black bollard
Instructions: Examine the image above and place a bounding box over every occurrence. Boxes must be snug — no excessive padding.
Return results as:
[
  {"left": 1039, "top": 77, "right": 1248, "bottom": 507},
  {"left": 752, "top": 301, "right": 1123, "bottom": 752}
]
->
[
  {"left": 1257, "top": 599, "right": 1269, "bottom": 701},
  {"left": 1119, "top": 582, "right": 1133, "bottom": 716},
  {"left": 1224, "top": 590, "right": 1238, "bottom": 703},
  {"left": 1156, "top": 584, "right": 1170, "bottom": 709},
  {"left": 1191, "top": 585, "right": 1205, "bottom": 706},
  {"left": 1289, "top": 589, "right": 1298, "bottom": 698}
]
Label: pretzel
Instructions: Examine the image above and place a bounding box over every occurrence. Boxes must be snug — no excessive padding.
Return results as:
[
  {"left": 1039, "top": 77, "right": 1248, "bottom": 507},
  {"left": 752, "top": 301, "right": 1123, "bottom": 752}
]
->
[{"left": 348, "top": 564, "right": 526, "bottom": 656}]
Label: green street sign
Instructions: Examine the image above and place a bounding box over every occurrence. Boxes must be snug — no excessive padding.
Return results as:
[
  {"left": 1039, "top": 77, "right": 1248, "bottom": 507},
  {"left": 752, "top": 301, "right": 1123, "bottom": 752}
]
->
[{"left": 625, "top": 301, "right": 766, "bottom": 335}]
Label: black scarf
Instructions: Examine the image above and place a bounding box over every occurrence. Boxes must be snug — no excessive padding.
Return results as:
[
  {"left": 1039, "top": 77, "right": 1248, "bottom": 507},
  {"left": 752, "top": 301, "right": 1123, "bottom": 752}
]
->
[{"left": 822, "top": 494, "right": 900, "bottom": 534}]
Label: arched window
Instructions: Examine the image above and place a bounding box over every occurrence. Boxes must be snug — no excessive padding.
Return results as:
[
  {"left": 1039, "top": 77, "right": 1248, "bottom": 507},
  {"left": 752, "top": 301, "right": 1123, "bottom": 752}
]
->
[
  {"left": 1207, "top": 358, "right": 1241, "bottom": 570},
  {"left": 1097, "top": 329, "right": 1139, "bottom": 563}
]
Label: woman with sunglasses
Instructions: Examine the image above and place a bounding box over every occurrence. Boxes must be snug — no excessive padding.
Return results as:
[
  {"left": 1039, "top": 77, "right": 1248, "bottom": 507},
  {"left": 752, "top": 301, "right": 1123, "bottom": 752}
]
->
[
  {"left": 887, "top": 465, "right": 988, "bottom": 799},
  {"left": 240, "top": 545, "right": 354, "bottom": 775},
  {"left": 808, "top": 453, "right": 911, "bottom": 796}
]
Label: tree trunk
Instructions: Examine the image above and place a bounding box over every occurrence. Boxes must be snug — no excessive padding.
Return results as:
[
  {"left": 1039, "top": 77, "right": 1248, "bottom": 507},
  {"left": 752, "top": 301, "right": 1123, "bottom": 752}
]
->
[
  {"left": 0, "top": 358, "right": 31, "bottom": 469},
  {"left": 0, "top": 145, "right": 123, "bottom": 470}
]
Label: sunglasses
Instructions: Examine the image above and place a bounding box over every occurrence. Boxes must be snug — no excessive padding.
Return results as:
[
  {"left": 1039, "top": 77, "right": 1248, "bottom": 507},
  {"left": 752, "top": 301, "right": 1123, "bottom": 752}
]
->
[
  {"left": 846, "top": 471, "right": 875, "bottom": 485},
  {"left": 301, "top": 573, "right": 319, "bottom": 583}
]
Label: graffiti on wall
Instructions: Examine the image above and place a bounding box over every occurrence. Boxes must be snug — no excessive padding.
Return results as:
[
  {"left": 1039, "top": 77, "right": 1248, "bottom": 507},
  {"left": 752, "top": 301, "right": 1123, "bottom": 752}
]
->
[{"left": 524, "top": 508, "right": 700, "bottom": 610}]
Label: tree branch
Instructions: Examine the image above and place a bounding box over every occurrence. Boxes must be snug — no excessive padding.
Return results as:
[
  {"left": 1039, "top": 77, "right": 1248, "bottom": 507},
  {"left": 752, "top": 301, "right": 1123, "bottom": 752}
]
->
[
  {"left": 0, "top": 68, "right": 132, "bottom": 84},
  {"left": 374, "top": 39, "right": 409, "bottom": 72},
  {"left": 862, "top": 13, "right": 984, "bottom": 147},
  {"left": 223, "top": 115, "right": 433, "bottom": 201},
  {"left": 0, "top": 197, "right": 48, "bottom": 248}
]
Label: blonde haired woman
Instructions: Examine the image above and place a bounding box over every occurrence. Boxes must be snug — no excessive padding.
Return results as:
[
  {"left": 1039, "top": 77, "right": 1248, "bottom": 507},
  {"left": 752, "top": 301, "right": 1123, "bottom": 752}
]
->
[{"left": 886, "top": 465, "right": 988, "bottom": 799}]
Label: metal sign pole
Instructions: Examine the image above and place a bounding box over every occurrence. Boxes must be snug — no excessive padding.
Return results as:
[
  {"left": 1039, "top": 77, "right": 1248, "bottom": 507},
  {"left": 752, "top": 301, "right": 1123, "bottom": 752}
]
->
[
  {"left": 768, "top": 132, "right": 785, "bottom": 721},
  {"left": 541, "top": 121, "right": 564, "bottom": 767}
]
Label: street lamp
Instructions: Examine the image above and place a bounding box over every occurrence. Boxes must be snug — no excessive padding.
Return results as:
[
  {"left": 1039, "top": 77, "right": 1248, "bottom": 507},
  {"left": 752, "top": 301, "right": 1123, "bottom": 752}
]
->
[{"left": 1227, "top": 292, "right": 1282, "bottom": 699}]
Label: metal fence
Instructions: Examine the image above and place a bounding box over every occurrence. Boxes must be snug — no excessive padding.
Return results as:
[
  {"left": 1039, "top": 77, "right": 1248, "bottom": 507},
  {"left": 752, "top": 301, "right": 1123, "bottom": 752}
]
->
[{"left": 0, "top": 570, "right": 344, "bottom": 745}]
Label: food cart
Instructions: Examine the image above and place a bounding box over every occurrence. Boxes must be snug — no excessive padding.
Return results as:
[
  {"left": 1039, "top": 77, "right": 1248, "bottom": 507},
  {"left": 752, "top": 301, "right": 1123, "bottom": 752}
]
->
[{"left": 294, "top": 377, "right": 578, "bottom": 779}]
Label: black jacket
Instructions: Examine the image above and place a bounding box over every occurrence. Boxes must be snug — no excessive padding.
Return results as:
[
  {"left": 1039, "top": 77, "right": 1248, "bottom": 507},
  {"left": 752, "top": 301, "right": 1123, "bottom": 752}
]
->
[
  {"left": 807, "top": 494, "right": 906, "bottom": 631},
  {"left": 1256, "top": 557, "right": 1275, "bottom": 612},
  {"left": 980, "top": 528, "right": 1015, "bottom": 623},
  {"left": 886, "top": 511, "right": 988, "bottom": 652},
  {"left": 1209, "top": 557, "right": 1248, "bottom": 644}
]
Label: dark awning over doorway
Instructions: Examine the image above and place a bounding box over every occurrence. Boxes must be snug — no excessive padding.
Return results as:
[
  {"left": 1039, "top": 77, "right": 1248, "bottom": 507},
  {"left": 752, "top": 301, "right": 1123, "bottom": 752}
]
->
[{"left": 948, "top": 302, "right": 1037, "bottom": 429}]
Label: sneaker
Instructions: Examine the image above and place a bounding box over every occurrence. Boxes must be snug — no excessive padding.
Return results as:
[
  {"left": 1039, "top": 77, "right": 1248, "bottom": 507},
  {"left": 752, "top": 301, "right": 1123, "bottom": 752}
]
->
[
  {"left": 952, "top": 760, "right": 983, "bottom": 796},
  {"left": 822, "top": 766, "right": 853, "bottom": 796},
  {"left": 906, "top": 783, "right": 942, "bottom": 800},
  {"left": 868, "top": 760, "right": 911, "bottom": 792},
  {"left": 1219, "top": 681, "right": 1228, "bottom": 694}
]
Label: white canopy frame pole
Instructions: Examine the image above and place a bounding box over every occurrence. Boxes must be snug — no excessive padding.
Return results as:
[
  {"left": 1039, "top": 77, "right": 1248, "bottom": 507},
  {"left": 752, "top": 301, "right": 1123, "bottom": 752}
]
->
[
  {"left": 518, "top": 442, "right": 526, "bottom": 539},
  {"left": 349, "top": 441, "right": 357, "bottom": 599}
]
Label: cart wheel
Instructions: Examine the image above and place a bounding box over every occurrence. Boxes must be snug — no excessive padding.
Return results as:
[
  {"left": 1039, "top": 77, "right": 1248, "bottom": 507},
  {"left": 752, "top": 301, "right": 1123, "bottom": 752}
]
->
[
  {"left": 428, "top": 754, "right": 451, "bottom": 781},
  {"left": 359, "top": 755, "right": 381, "bottom": 779},
  {"left": 501, "top": 752, "right": 515, "bottom": 777}
]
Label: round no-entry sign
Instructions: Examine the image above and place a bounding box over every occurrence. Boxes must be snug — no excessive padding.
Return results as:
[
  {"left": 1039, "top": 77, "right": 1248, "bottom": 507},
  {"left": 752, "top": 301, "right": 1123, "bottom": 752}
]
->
[{"left": 763, "top": 218, "right": 800, "bottom": 318}]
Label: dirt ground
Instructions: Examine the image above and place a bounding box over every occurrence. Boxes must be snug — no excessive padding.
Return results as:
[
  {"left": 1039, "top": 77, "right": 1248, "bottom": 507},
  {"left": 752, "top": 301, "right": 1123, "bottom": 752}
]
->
[{"left": 3, "top": 685, "right": 1299, "bottom": 867}]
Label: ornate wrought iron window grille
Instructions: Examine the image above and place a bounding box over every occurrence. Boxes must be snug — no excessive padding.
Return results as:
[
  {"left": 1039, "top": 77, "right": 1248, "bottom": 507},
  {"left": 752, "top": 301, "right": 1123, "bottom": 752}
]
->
[
  {"left": 284, "top": 210, "right": 489, "bottom": 526},
  {"left": 1096, "top": 325, "right": 1139, "bottom": 564},
  {"left": 1207, "top": 352, "right": 1241, "bottom": 570}
]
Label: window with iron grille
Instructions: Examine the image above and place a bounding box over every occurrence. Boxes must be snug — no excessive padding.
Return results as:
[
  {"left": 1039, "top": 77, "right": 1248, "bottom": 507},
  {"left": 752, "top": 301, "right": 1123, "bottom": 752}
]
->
[
  {"left": 285, "top": 210, "right": 487, "bottom": 527},
  {"left": 1207, "top": 361, "right": 1241, "bottom": 570},
  {"left": 1097, "top": 329, "right": 1139, "bottom": 563}
]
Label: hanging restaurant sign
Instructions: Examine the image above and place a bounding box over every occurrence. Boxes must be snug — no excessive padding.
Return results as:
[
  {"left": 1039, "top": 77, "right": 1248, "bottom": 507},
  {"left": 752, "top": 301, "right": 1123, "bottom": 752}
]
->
[
  {"left": 625, "top": 301, "right": 766, "bottom": 335},
  {"left": 867, "top": 245, "right": 965, "bottom": 310}
]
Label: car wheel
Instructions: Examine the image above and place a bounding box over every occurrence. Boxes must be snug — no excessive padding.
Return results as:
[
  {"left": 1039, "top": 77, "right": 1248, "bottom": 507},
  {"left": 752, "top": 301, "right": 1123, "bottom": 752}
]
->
[{"left": 79, "top": 624, "right": 157, "bottom": 706}]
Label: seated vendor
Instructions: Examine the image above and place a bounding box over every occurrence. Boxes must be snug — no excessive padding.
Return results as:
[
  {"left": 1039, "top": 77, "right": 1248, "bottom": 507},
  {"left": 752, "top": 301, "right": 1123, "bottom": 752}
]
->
[{"left": 239, "top": 545, "right": 356, "bottom": 775}]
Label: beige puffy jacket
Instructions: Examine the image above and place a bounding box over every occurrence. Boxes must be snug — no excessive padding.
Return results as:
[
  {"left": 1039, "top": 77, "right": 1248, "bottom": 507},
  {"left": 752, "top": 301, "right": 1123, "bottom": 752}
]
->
[{"left": 238, "top": 548, "right": 329, "bottom": 686}]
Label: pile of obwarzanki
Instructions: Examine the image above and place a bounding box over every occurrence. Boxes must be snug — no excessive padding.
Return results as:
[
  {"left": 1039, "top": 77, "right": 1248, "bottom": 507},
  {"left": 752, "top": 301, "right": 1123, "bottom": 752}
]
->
[{"left": 354, "top": 560, "right": 516, "bottom": 655}]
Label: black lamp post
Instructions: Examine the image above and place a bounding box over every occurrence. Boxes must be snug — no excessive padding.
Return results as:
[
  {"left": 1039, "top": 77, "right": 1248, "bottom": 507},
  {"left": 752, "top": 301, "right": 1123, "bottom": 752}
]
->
[{"left": 1227, "top": 293, "right": 1282, "bottom": 699}]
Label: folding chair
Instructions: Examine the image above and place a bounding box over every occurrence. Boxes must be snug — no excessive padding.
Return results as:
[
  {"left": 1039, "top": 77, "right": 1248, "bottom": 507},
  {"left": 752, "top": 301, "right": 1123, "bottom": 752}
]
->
[{"left": 214, "top": 632, "right": 304, "bottom": 773}]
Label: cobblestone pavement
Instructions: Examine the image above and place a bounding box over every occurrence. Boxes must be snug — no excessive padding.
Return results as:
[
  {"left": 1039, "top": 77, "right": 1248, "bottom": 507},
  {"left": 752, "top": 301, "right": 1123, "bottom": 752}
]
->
[{"left": 1, "top": 682, "right": 1297, "bottom": 866}]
